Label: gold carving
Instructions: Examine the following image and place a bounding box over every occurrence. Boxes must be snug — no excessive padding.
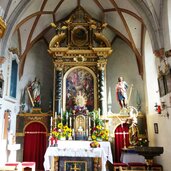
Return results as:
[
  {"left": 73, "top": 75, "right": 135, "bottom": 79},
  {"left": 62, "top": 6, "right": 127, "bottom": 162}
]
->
[
  {"left": 97, "top": 58, "right": 107, "bottom": 70},
  {"left": 73, "top": 54, "right": 86, "bottom": 62},
  {"left": 92, "top": 47, "right": 112, "bottom": 58},
  {"left": 93, "top": 157, "right": 102, "bottom": 171},
  {"left": 64, "top": 161, "right": 87, "bottom": 171},
  {"left": 48, "top": 7, "right": 112, "bottom": 62},
  {"left": 16, "top": 132, "right": 24, "bottom": 137},
  {"left": 54, "top": 62, "right": 64, "bottom": 71},
  {"left": 49, "top": 33, "right": 66, "bottom": 49},
  {"left": 70, "top": 163, "right": 81, "bottom": 171},
  {"left": 0, "top": 17, "right": 6, "bottom": 38},
  {"left": 94, "top": 32, "right": 111, "bottom": 47}
]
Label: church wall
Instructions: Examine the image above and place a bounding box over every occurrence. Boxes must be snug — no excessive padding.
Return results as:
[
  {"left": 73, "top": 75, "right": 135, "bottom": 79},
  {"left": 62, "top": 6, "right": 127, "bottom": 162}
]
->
[
  {"left": 19, "top": 40, "right": 54, "bottom": 113},
  {"left": 106, "top": 38, "right": 145, "bottom": 114},
  {"left": 0, "top": 51, "right": 20, "bottom": 163},
  {"left": 166, "top": 0, "right": 171, "bottom": 48},
  {"left": 144, "top": 28, "right": 171, "bottom": 170},
  {"left": 163, "top": 0, "right": 171, "bottom": 50}
]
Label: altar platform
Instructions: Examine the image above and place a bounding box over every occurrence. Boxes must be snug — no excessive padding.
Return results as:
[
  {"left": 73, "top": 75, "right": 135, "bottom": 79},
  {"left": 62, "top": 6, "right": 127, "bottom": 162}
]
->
[{"left": 44, "top": 140, "right": 113, "bottom": 171}]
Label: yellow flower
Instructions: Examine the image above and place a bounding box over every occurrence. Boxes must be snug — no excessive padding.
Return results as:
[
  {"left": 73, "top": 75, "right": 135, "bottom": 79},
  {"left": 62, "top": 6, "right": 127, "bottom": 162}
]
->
[
  {"left": 96, "top": 125, "right": 102, "bottom": 129},
  {"left": 64, "top": 125, "right": 68, "bottom": 130},
  {"left": 50, "top": 22, "right": 57, "bottom": 28},
  {"left": 91, "top": 125, "right": 109, "bottom": 141},
  {"left": 68, "top": 133, "right": 71, "bottom": 137},
  {"left": 92, "top": 134, "right": 96, "bottom": 140},
  {"left": 58, "top": 123, "right": 63, "bottom": 129}
]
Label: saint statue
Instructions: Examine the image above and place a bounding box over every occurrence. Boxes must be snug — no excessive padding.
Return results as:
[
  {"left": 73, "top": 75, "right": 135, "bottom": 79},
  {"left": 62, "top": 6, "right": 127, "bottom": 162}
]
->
[
  {"left": 115, "top": 76, "right": 128, "bottom": 108},
  {"left": 27, "top": 77, "right": 41, "bottom": 107}
]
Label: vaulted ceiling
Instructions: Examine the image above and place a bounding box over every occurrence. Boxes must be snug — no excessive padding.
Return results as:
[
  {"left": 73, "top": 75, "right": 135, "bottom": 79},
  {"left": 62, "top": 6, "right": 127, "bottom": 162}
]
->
[{"left": 1, "top": 0, "right": 164, "bottom": 77}]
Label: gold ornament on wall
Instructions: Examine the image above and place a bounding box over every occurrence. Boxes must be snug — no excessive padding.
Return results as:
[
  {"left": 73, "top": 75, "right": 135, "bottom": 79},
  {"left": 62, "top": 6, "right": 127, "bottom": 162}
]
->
[{"left": 0, "top": 17, "right": 6, "bottom": 38}]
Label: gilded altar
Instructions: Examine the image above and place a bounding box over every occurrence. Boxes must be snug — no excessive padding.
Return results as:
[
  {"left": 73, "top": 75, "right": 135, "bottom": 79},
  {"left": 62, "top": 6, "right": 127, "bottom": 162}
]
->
[{"left": 48, "top": 6, "right": 112, "bottom": 119}]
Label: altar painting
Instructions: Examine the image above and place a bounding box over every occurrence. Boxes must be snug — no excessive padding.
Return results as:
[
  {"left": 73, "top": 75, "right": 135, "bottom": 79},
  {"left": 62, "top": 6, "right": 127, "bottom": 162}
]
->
[{"left": 66, "top": 68, "right": 94, "bottom": 111}]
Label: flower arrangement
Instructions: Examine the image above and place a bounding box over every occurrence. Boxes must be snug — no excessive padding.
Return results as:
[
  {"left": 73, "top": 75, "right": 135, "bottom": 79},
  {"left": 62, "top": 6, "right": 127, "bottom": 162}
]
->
[
  {"left": 90, "top": 140, "right": 100, "bottom": 148},
  {"left": 91, "top": 125, "right": 109, "bottom": 141},
  {"left": 51, "top": 123, "right": 72, "bottom": 140}
]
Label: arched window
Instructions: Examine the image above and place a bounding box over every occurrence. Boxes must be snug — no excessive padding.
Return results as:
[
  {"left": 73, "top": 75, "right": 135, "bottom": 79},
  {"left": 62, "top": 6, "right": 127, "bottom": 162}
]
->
[
  {"left": 7, "top": 52, "right": 19, "bottom": 99},
  {"left": 10, "top": 59, "right": 18, "bottom": 98}
]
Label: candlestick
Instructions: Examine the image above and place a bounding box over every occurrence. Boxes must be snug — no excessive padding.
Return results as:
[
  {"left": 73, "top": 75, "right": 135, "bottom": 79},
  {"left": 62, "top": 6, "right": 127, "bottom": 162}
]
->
[
  {"left": 55, "top": 112, "right": 57, "bottom": 127},
  {"left": 93, "top": 112, "right": 95, "bottom": 127},
  {"left": 89, "top": 117, "right": 91, "bottom": 127},
  {"left": 86, "top": 129, "right": 88, "bottom": 137},
  {"left": 66, "top": 111, "right": 68, "bottom": 123},
  {"left": 70, "top": 117, "right": 72, "bottom": 128},
  {"left": 98, "top": 108, "right": 100, "bottom": 118},
  {"left": 72, "top": 128, "right": 75, "bottom": 140},
  {"left": 50, "top": 117, "right": 52, "bottom": 126},
  {"left": 61, "top": 108, "right": 63, "bottom": 122}
]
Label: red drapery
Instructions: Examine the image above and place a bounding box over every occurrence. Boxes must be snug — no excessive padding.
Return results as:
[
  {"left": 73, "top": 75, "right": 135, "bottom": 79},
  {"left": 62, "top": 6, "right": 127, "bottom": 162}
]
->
[
  {"left": 114, "top": 123, "right": 130, "bottom": 162},
  {"left": 23, "top": 122, "right": 47, "bottom": 170}
]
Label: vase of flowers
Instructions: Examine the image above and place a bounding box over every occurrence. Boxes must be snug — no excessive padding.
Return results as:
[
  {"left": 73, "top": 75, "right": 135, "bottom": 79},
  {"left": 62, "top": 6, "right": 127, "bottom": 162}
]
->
[
  {"left": 51, "top": 123, "right": 72, "bottom": 140},
  {"left": 91, "top": 125, "right": 109, "bottom": 141}
]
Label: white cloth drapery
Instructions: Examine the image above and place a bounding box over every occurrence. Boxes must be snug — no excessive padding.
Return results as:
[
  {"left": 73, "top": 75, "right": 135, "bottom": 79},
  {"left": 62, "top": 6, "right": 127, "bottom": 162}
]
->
[{"left": 44, "top": 140, "right": 113, "bottom": 171}]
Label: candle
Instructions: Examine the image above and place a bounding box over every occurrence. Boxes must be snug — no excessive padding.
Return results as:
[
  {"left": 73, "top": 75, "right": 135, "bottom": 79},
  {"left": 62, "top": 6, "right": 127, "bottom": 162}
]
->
[
  {"left": 70, "top": 117, "right": 72, "bottom": 128},
  {"left": 61, "top": 108, "right": 63, "bottom": 121},
  {"left": 55, "top": 112, "right": 58, "bottom": 127},
  {"left": 50, "top": 117, "right": 52, "bottom": 126},
  {"left": 93, "top": 112, "right": 95, "bottom": 120},
  {"left": 89, "top": 117, "right": 91, "bottom": 127},
  {"left": 93, "top": 112, "right": 95, "bottom": 127},
  {"left": 86, "top": 129, "right": 88, "bottom": 136},
  {"left": 72, "top": 129, "right": 75, "bottom": 137},
  {"left": 66, "top": 111, "right": 68, "bottom": 121}
]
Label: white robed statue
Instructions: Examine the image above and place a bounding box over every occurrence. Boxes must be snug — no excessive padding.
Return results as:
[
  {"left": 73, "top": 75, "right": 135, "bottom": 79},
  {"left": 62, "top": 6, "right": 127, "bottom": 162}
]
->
[{"left": 27, "top": 77, "right": 41, "bottom": 107}]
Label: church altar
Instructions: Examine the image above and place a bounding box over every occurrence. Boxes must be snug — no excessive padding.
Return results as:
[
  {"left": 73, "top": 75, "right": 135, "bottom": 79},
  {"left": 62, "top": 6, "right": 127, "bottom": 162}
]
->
[{"left": 44, "top": 140, "right": 113, "bottom": 171}]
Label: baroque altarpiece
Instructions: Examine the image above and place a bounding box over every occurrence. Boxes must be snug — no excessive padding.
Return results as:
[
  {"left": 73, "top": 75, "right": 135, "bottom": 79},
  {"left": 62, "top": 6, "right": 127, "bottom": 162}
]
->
[{"left": 48, "top": 7, "right": 112, "bottom": 139}]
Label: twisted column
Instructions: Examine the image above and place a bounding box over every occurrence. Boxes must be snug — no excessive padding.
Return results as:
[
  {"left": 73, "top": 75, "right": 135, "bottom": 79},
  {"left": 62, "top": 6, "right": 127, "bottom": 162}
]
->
[
  {"left": 97, "top": 58, "right": 107, "bottom": 115},
  {"left": 55, "top": 63, "right": 63, "bottom": 116}
]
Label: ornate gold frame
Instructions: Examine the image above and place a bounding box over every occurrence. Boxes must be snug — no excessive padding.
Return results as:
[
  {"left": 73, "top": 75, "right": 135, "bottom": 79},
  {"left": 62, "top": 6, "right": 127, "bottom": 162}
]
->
[{"left": 63, "top": 66, "right": 97, "bottom": 111}]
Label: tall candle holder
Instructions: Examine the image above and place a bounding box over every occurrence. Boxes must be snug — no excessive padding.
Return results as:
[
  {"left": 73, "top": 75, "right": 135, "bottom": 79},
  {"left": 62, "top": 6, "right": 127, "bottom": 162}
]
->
[{"left": 88, "top": 116, "right": 92, "bottom": 140}]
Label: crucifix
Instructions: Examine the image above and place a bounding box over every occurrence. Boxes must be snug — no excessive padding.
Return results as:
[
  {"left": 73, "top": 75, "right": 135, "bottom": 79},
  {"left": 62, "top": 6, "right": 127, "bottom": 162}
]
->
[
  {"left": 115, "top": 131, "right": 128, "bottom": 149},
  {"left": 70, "top": 163, "right": 80, "bottom": 171}
]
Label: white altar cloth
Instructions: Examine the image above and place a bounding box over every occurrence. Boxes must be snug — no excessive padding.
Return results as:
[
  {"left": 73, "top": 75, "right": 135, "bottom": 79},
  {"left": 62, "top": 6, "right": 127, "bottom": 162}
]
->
[{"left": 44, "top": 140, "right": 113, "bottom": 171}]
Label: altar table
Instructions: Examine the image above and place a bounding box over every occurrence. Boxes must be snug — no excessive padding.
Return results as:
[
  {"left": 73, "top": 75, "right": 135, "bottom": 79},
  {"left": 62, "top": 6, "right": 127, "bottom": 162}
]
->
[{"left": 44, "top": 140, "right": 113, "bottom": 171}]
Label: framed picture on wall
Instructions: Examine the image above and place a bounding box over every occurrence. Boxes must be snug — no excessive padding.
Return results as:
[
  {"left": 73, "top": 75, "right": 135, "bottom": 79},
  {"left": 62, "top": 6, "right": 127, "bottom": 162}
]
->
[
  {"left": 154, "top": 123, "right": 159, "bottom": 134},
  {"left": 164, "top": 69, "right": 171, "bottom": 94},
  {"left": 158, "top": 75, "right": 166, "bottom": 97}
]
